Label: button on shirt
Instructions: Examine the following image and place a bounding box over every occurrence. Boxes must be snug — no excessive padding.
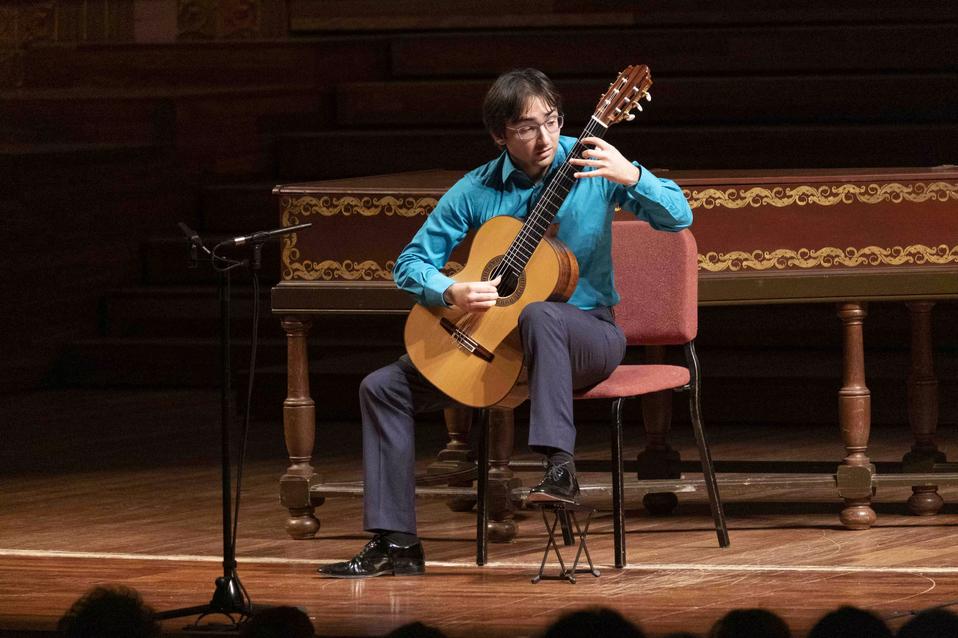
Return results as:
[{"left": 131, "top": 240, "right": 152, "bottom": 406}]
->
[{"left": 392, "top": 135, "right": 692, "bottom": 310}]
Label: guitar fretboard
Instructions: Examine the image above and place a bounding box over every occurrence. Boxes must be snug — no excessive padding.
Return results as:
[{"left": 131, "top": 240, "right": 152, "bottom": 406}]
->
[{"left": 498, "top": 117, "right": 609, "bottom": 279}]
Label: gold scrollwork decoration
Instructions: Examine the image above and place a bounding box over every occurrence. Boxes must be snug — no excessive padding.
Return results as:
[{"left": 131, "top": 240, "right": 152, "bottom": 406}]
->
[
  {"left": 699, "top": 244, "right": 958, "bottom": 272},
  {"left": 282, "top": 195, "right": 438, "bottom": 219},
  {"left": 283, "top": 258, "right": 464, "bottom": 281},
  {"left": 685, "top": 182, "right": 958, "bottom": 210},
  {"left": 285, "top": 258, "right": 395, "bottom": 282},
  {"left": 282, "top": 235, "right": 463, "bottom": 281}
]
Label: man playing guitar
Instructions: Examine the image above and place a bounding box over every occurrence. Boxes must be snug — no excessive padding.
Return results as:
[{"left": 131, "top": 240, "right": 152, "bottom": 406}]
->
[{"left": 317, "top": 68, "right": 692, "bottom": 579}]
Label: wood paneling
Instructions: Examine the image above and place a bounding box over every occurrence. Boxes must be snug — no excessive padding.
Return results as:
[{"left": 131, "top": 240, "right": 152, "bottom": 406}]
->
[
  {"left": 336, "top": 74, "right": 958, "bottom": 127},
  {"left": 275, "top": 124, "right": 958, "bottom": 180},
  {"left": 288, "top": 0, "right": 958, "bottom": 32},
  {"left": 390, "top": 26, "right": 958, "bottom": 77}
]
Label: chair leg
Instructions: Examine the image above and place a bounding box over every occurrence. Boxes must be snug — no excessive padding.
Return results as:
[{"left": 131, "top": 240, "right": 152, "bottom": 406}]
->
[
  {"left": 611, "top": 397, "right": 627, "bottom": 568},
  {"left": 685, "top": 342, "right": 730, "bottom": 548},
  {"left": 476, "top": 408, "right": 490, "bottom": 565}
]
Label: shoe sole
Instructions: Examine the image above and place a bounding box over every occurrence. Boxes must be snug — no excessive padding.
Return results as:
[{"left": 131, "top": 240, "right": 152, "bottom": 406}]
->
[
  {"left": 315, "top": 568, "right": 426, "bottom": 579},
  {"left": 526, "top": 491, "right": 580, "bottom": 505}
]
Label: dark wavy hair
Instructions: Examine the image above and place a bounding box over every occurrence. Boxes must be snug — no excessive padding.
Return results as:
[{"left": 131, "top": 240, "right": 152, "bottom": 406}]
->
[{"left": 482, "top": 68, "right": 562, "bottom": 140}]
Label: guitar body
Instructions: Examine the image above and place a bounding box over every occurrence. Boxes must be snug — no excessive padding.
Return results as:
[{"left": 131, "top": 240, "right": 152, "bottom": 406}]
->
[
  {"left": 403, "top": 65, "right": 651, "bottom": 409},
  {"left": 404, "top": 215, "right": 578, "bottom": 408}
]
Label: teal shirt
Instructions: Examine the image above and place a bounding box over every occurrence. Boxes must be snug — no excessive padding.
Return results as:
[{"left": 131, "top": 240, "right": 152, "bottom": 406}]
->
[{"left": 393, "top": 135, "right": 692, "bottom": 310}]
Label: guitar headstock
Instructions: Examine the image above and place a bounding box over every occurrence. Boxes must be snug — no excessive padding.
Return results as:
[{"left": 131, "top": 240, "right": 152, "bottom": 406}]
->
[{"left": 593, "top": 65, "right": 653, "bottom": 127}]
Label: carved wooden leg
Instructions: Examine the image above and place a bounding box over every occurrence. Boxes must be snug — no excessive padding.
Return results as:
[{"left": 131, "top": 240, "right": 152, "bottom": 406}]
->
[
  {"left": 430, "top": 407, "right": 477, "bottom": 512},
  {"left": 836, "top": 303, "right": 877, "bottom": 530},
  {"left": 280, "top": 317, "right": 321, "bottom": 539},
  {"left": 903, "top": 301, "right": 945, "bottom": 515},
  {"left": 489, "top": 408, "right": 522, "bottom": 543},
  {"left": 637, "top": 346, "right": 680, "bottom": 515},
  {"left": 487, "top": 407, "right": 519, "bottom": 542}
]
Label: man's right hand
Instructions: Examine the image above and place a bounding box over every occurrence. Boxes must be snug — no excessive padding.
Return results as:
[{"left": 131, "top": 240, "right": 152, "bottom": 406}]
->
[{"left": 443, "top": 276, "right": 501, "bottom": 312}]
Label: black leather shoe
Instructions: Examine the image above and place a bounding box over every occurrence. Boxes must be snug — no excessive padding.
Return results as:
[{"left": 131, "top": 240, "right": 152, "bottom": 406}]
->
[
  {"left": 316, "top": 534, "right": 425, "bottom": 579},
  {"left": 527, "top": 461, "right": 580, "bottom": 504}
]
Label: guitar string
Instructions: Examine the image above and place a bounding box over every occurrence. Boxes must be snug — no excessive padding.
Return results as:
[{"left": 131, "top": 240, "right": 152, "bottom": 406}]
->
[
  {"left": 496, "top": 117, "right": 607, "bottom": 279},
  {"left": 454, "top": 119, "right": 611, "bottom": 342},
  {"left": 454, "top": 118, "right": 610, "bottom": 342},
  {"left": 451, "top": 78, "right": 646, "bottom": 347},
  {"left": 495, "top": 75, "right": 647, "bottom": 277},
  {"left": 454, "top": 85, "right": 637, "bottom": 341}
]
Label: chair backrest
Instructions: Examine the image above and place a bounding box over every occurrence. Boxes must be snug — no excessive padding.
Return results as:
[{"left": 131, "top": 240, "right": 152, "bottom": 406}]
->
[{"left": 611, "top": 220, "right": 698, "bottom": 346}]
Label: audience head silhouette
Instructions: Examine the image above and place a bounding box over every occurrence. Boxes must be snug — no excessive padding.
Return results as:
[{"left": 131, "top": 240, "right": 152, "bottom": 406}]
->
[
  {"left": 385, "top": 621, "right": 448, "bottom": 638},
  {"left": 240, "top": 606, "right": 314, "bottom": 638},
  {"left": 897, "top": 608, "right": 958, "bottom": 638},
  {"left": 58, "top": 585, "right": 160, "bottom": 638},
  {"left": 543, "top": 607, "right": 645, "bottom": 638},
  {"left": 709, "top": 608, "right": 790, "bottom": 638},
  {"left": 807, "top": 605, "right": 891, "bottom": 638}
]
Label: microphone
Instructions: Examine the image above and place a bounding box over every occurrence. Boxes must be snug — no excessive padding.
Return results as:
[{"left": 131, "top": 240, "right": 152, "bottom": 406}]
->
[
  {"left": 231, "top": 222, "right": 312, "bottom": 246},
  {"left": 178, "top": 222, "right": 202, "bottom": 246},
  {"left": 178, "top": 222, "right": 203, "bottom": 267}
]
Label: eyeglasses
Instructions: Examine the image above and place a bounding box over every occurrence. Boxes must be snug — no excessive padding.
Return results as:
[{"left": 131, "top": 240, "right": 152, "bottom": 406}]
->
[{"left": 504, "top": 114, "right": 564, "bottom": 141}]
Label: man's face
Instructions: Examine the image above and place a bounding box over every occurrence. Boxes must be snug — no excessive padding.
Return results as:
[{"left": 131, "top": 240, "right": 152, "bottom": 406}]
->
[{"left": 495, "top": 96, "right": 560, "bottom": 182}]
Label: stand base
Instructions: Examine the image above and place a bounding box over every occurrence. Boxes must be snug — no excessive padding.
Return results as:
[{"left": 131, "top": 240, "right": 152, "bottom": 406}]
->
[{"left": 155, "top": 570, "right": 261, "bottom": 629}]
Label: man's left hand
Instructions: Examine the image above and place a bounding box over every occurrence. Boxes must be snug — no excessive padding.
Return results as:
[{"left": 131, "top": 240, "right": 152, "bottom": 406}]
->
[{"left": 569, "top": 137, "right": 640, "bottom": 186}]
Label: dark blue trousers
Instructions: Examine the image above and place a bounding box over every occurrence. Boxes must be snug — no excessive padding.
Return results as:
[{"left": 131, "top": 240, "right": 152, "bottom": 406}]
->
[{"left": 359, "top": 301, "right": 626, "bottom": 534}]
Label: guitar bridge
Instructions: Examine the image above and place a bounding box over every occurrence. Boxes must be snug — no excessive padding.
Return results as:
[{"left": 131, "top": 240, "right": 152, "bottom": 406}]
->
[{"left": 439, "top": 317, "right": 495, "bottom": 363}]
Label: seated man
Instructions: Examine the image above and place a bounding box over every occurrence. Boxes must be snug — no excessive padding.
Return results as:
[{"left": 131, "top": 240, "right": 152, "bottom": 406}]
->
[{"left": 317, "top": 67, "right": 692, "bottom": 578}]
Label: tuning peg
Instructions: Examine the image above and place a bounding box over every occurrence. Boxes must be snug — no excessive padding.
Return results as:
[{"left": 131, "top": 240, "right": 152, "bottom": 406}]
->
[
  {"left": 635, "top": 103, "right": 643, "bottom": 111},
  {"left": 626, "top": 113, "right": 635, "bottom": 121},
  {"left": 645, "top": 92, "right": 652, "bottom": 102}
]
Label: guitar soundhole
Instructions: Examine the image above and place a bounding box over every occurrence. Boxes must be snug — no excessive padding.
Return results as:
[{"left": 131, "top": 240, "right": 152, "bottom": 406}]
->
[{"left": 483, "top": 256, "right": 524, "bottom": 307}]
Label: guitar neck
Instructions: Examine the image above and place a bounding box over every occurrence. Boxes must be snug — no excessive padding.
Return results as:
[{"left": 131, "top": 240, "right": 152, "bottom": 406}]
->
[{"left": 505, "top": 118, "right": 609, "bottom": 273}]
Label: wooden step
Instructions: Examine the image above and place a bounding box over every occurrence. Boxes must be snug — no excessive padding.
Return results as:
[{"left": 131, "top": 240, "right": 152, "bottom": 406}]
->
[
  {"left": 0, "top": 91, "right": 169, "bottom": 145},
  {"left": 98, "top": 286, "right": 270, "bottom": 338},
  {"left": 289, "top": 1, "right": 958, "bottom": 32},
  {"left": 335, "top": 74, "right": 958, "bottom": 128},
  {"left": 199, "top": 182, "right": 283, "bottom": 232},
  {"left": 19, "top": 39, "right": 391, "bottom": 90},
  {"left": 98, "top": 286, "right": 407, "bottom": 341},
  {"left": 274, "top": 123, "right": 958, "bottom": 180},
  {"left": 389, "top": 25, "right": 958, "bottom": 77}
]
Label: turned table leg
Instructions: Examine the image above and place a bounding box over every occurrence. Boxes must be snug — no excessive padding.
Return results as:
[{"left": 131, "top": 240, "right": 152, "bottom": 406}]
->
[
  {"left": 836, "top": 302, "right": 877, "bottom": 530},
  {"left": 903, "top": 301, "right": 945, "bottom": 515},
  {"left": 430, "top": 407, "right": 477, "bottom": 513},
  {"left": 280, "top": 316, "right": 322, "bottom": 539},
  {"left": 487, "top": 407, "right": 519, "bottom": 542},
  {"left": 637, "top": 346, "right": 680, "bottom": 515}
]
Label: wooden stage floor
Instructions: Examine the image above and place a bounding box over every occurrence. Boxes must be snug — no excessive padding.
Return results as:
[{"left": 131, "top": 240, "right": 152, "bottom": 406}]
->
[{"left": 3, "top": 389, "right": 958, "bottom": 637}]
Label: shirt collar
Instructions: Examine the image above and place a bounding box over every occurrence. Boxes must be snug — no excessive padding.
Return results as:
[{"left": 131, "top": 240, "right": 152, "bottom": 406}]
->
[{"left": 498, "top": 136, "right": 571, "bottom": 187}]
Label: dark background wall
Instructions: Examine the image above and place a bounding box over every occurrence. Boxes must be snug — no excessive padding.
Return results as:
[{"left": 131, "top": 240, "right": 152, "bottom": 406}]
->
[{"left": 2, "top": 0, "right": 955, "bottom": 426}]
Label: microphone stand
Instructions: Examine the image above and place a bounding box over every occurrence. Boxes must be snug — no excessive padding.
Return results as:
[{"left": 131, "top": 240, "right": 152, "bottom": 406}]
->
[{"left": 156, "top": 222, "right": 309, "bottom": 628}]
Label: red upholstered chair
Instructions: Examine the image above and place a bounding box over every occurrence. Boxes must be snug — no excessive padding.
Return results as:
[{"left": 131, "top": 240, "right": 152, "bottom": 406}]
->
[
  {"left": 476, "top": 220, "right": 729, "bottom": 568},
  {"left": 574, "top": 220, "right": 729, "bottom": 567}
]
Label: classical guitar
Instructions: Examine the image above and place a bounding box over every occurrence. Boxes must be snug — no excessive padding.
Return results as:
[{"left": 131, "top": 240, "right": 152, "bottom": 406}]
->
[{"left": 404, "top": 65, "right": 653, "bottom": 408}]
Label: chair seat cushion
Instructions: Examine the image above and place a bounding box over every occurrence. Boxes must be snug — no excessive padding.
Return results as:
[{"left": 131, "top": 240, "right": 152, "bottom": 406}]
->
[{"left": 574, "top": 364, "right": 691, "bottom": 400}]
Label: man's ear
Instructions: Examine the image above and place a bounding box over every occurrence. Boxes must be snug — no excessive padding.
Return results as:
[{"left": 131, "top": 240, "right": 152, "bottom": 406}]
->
[{"left": 491, "top": 132, "right": 506, "bottom": 147}]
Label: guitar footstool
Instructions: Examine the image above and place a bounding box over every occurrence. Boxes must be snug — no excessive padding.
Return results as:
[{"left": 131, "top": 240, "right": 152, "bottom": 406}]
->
[{"left": 529, "top": 501, "right": 600, "bottom": 584}]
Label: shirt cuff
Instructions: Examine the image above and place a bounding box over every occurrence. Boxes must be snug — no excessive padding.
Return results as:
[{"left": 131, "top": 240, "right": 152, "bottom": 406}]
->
[
  {"left": 631, "top": 162, "right": 659, "bottom": 194},
  {"left": 424, "top": 271, "right": 456, "bottom": 307}
]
